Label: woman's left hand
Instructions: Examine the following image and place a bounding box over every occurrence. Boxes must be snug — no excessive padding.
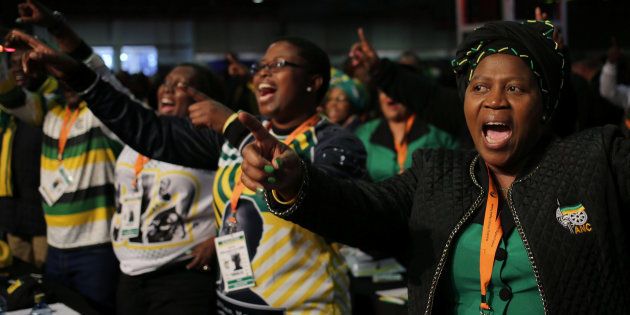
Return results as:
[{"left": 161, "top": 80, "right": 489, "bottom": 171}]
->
[
  {"left": 186, "top": 237, "right": 216, "bottom": 271},
  {"left": 186, "top": 86, "right": 235, "bottom": 133}
]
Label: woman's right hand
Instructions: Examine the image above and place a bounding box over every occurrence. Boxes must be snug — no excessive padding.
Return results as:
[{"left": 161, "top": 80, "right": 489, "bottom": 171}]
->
[
  {"left": 17, "top": 0, "right": 58, "bottom": 28},
  {"left": 608, "top": 37, "right": 621, "bottom": 64},
  {"left": 348, "top": 27, "right": 379, "bottom": 73},
  {"left": 238, "top": 112, "right": 304, "bottom": 201},
  {"left": 4, "top": 29, "right": 80, "bottom": 79}
]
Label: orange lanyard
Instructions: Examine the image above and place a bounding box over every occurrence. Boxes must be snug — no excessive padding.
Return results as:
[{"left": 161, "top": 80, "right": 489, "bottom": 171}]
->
[
  {"left": 132, "top": 154, "right": 150, "bottom": 189},
  {"left": 58, "top": 107, "right": 81, "bottom": 161},
  {"left": 479, "top": 166, "right": 504, "bottom": 312},
  {"left": 393, "top": 114, "right": 416, "bottom": 173},
  {"left": 228, "top": 114, "right": 321, "bottom": 218}
]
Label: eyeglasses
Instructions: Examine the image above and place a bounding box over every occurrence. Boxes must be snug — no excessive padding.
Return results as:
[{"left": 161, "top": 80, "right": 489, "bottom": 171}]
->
[{"left": 250, "top": 58, "right": 305, "bottom": 76}]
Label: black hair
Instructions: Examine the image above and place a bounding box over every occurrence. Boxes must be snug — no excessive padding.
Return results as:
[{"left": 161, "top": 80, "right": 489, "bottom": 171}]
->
[
  {"left": 272, "top": 37, "right": 330, "bottom": 103},
  {"left": 177, "top": 63, "right": 226, "bottom": 103}
]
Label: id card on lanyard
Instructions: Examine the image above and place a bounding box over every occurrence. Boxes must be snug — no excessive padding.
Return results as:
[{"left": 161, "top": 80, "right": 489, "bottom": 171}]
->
[
  {"left": 39, "top": 107, "right": 79, "bottom": 206},
  {"left": 215, "top": 114, "right": 321, "bottom": 292},
  {"left": 120, "top": 155, "right": 150, "bottom": 238},
  {"left": 479, "top": 166, "right": 504, "bottom": 313}
]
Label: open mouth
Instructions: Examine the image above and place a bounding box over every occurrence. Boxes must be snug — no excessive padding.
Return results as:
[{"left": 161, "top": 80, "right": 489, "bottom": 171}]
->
[
  {"left": 482, "top": 122, "right": 512, "bottom": 148},
  {"left": 159, "top": 98, "right": 175, "bottom": 113},
  {"left": 386, "top": 100, "right": 402, "bottom": 107},
  {"left": 257, "top": 83, "right": 277, "bottom": 103},
  {"left": 13, "top": 73, "right": 25, "bottom": 85}
]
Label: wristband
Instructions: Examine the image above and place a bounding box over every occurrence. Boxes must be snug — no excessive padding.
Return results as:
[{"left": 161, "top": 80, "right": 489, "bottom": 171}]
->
[
  {"left": 264, "top": 159, "right": 308, "bottom": 218},
  {"left": 271, "top": 190, "right": 297, "bottom": 205},
  {"left": 222, "top": 112, "right": 239, "bottom": 133}
]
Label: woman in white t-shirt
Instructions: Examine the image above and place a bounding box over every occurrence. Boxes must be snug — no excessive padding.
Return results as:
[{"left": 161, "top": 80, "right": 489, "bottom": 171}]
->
[{"left": 112, "top": 63, "right": 224, "bottom": 314}]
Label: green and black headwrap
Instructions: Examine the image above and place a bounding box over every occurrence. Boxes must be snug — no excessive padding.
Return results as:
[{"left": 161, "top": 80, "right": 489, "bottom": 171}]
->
[
  {"left": 329, "top": 67, "right": 368, "bottom": 111},
  {"left": 452, "top": 20, "right": 565, "bottom": 122}
]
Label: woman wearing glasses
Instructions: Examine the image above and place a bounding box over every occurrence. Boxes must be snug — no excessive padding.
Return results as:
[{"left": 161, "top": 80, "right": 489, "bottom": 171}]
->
[
  {"left": 9, "top": 32, "right": 367, "bottom": 314},
  {"left": 206, "top": 38, "right": 365, "bottom": 314}
]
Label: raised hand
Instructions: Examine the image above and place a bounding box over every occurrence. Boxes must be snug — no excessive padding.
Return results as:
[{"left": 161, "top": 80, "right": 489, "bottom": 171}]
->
[
  {"left": 226, "top": 53, "right": 249, "bottom": 78},
  {"left": 238, "top": 112, "right": 303, "bottom": 201},
  {"left": 608, "top": 37, "right": 621, "bottom": 64},
  {"left": 4, "top": 29, "right": 79, "bottom": 79},
  {"left": 534, "top": 6, "right": 564, "bottom": 50},
  {"left": 17, "top": 0, "right": 58, "bottom": 28},
  {"left": 348, "top": 27, "right": 379, "bottom": 72},
  {"left": 186, "top": 86, "right": 234, "bottom": 132},
  {"left": 534, "top": 6, "right": 549, "bottom": 21}
]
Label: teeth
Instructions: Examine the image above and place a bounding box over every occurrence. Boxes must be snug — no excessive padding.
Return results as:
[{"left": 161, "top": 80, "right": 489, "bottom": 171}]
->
[
  {"left": 485, "top": 122, "right": 508, "bottom": 126},
  {"left": 160, "top": 98, "right": 174, "bottom": 105},
  {"left": 258, "top": 83, "right": 276, "bottom": 91}
]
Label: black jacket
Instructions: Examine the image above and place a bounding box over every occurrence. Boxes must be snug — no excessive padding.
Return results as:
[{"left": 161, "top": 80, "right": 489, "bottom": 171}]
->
[
  {"left": 277, "top": 126, "right": 630, "bottom": 314},
  {"left": 66, "top": 62, "right": 366, "bottom": 178},
  {"left": 0, "top": 119, "right": 46, "bottom": 236},
  {"left": 73, "top": 78, "right": 366, "bottom": 183}
]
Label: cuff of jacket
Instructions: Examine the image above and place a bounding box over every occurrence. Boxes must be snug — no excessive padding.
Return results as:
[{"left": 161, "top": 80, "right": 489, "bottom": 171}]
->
[
  {"left": 264, "top": 159, "right": 309, "bottom": 218},
  {"left": 224, "top": 118, "right": 250, "bottom": 149},
  {"left": 67, "top": 40, "right": 93, "bottom": 62},
  {"left": 64, "top": 63, "right": 99, "bottom": 94}
]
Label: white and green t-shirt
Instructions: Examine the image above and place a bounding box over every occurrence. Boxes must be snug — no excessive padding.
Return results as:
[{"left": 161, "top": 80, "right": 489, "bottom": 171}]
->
[{"left": 112, "top": 146, "right": 217, "bottom": 275}]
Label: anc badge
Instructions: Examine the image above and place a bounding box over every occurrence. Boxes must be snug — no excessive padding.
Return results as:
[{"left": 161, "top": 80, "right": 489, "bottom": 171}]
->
[{"left": 555, "top": 200, "right": 592, "bottom": 234}]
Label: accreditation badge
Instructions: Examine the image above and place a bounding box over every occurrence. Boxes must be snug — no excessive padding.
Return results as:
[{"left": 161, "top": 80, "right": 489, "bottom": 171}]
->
[
  {"left": 120, "top": 189, "right": 142, "bottom": 239},
  {"left": 39, "top": 165, "right": 73, "bottom": 206},
  {"left": 215, "top": 231, "right": 256, "bottom": 292}
]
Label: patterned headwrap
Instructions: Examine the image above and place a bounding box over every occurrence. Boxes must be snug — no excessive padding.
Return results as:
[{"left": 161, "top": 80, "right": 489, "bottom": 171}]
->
[
  {"left": 328, "top": 68, "right": 368, "bottom": 111},
  {"left": 452, "top": 20, "right": 565, "bottom": 122}
]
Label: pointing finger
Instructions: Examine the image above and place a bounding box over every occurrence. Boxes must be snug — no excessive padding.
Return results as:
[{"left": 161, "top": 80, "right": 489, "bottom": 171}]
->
[
  {"left": 238, "top": 111, "right": 274, "bottom": 143},
  {"left": 226, "top": 53, "right": 238, "bottom": 64},
  {"left": 185, "top": 86, "right": 210, "bottom": 102},
  {"left": 357, "top": 27, "right": 368, "bottom": 45},
  {"left": 6, "top": 29, "right": 44, "bottom": 50}
]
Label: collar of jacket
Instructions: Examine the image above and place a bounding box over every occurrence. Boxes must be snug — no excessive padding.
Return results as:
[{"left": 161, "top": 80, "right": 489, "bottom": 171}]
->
[
  {"left": 469, "top": 133, "right": 558, "bottom": 192},
  {"left": 370, "top": 116, "right": 429, "bottom": 151}
]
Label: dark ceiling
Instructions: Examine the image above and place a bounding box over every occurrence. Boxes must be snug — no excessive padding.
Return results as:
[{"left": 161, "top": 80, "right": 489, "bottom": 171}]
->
[
  {"left": 3, "top": 1, "right": 453, "bottom": 20},
  {"left": 1, "top": 0, "right": 455, "bottom": 29},
  {"left": 1, "top": 0, "right": 629, "bottom": 51}
]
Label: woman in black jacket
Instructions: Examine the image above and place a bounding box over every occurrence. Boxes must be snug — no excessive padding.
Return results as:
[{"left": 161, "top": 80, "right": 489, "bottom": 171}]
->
[{"left": 237, "top": 21, "right": 630, "bottom": 314}]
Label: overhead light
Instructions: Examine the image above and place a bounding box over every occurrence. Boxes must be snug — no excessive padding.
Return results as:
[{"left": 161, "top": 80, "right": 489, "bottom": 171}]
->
[{"left": 253, "top": 0, "right": 263, "bottom": 4}]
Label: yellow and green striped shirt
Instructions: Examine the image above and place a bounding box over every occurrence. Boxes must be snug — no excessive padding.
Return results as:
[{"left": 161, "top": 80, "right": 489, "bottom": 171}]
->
[
  {"left": 41, "top": 100, "right": 122, "bottom": 248},
  {"left": 214, "top": 120, "right": 351, "bottom": 314}
]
